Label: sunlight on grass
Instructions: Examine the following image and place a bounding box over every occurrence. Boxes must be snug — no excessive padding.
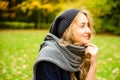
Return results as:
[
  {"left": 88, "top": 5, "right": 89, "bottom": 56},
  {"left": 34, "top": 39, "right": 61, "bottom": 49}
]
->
[
  {"left": 0, "top": 30, "right": 48, "bottom": 80},
  {"left": 0, "top": 30, "right": 120, "bottom": 80},
  {"left": 92, "top": 35, "right": 120, "bottom": 80}
]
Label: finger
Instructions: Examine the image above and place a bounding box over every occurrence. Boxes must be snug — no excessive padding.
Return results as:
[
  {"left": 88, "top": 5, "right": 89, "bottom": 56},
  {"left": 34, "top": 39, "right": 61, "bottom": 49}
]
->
[
  {"left": 84, "top": 43, "right": 94, "bottom": 46},
  {"left": 86, "top": 43, "right": 98, "bottom": 49}
]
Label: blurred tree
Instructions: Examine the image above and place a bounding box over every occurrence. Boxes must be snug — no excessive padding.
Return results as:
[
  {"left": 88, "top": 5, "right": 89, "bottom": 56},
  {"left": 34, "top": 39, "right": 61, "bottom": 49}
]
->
[
  {"left": 91, "top": 0, "right": 120, "bottom": 35},
  {"left": 0, "top": 0, "right": 24, "bottom": 21},
  {"left": 0, "top": 0, "right": 10, "bottom": 21},
  {"left": 104, "top": 0, "right": 120, "bottom": 34},
  {"left": 0, "top": 0, "right": 119, "bottom": 34},
  {"left": 16, "top": 0, "right": 62, "bottom": 29}
]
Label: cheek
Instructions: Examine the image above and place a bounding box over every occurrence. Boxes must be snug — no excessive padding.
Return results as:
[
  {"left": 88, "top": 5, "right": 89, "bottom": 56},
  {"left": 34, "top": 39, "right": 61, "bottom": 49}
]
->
[
  {"left": 72, "top": 28, "right": 90, "bottom": 44},
  {"left": 74, "top": 28, "right": 84, "bottom": 36},
  {"left": 72, "top": 29, "right": 83, "bottom": 41}
]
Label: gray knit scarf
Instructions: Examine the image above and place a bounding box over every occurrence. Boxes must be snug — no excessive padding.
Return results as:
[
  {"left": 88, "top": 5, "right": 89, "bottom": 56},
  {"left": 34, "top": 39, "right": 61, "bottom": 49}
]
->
[{"left": 34, "top": 33, "right": 86, "bottom": 74}]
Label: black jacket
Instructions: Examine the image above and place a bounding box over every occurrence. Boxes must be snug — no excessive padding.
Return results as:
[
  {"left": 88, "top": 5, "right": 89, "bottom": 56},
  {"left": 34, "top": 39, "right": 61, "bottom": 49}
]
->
[{"left": 35, "top": 61, "right": 80, "bottom": 80}]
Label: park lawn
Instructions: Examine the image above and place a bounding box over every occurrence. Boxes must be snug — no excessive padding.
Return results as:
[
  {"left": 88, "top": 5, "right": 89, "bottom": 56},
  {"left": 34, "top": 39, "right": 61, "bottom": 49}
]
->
[{"left": 0, "top": 30, "right": 120, "bottom": 80}]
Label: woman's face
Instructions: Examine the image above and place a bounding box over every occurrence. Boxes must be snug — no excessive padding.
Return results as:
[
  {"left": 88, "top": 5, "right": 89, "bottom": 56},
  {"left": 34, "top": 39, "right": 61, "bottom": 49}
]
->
[{"left": 72, "top": 13, "right": 91, "bottom": 45}]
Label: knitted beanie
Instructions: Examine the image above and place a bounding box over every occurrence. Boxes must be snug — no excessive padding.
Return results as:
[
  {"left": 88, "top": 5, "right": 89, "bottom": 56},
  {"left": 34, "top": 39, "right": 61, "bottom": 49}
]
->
[{"left": 49, "top": 9, "right": 80, "bottom": 38}]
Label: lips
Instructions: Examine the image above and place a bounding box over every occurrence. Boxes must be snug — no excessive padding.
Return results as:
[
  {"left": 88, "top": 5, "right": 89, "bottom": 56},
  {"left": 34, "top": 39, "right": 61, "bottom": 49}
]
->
[
  {"left": 84, "top": 36, "right": 89, "bottom": 39},
  {"left": 83, "top": 35, "right": 90, "bottom": 39}
]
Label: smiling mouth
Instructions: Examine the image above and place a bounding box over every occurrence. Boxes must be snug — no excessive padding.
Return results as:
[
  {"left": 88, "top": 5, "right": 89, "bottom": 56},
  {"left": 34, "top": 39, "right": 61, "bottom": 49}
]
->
[
  {"left": 83, "top": 35, "right": 90, "bottom": 39},
  {"left": 84, "top": 36, "right": 89, "bottom": 39}
]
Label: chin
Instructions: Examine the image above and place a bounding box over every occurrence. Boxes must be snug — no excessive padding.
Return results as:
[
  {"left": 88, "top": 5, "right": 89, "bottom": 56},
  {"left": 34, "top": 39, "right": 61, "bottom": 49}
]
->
[{"left": 83, "top": 41, "right": 90, "bottom": 45}]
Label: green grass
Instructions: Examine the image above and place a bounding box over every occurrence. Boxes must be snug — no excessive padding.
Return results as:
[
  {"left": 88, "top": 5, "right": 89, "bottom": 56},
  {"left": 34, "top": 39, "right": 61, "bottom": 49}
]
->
[
  {"left": 92, "top": 34, "right": 120, "bottom": 80},
  {"left": 0, "top": 30, "right": 120, "bottom": 80}
]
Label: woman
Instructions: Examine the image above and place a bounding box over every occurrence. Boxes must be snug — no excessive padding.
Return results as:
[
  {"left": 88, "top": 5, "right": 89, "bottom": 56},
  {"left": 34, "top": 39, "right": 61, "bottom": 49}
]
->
[{"left": 33, "top": 9, "right": 98, "bottom": 80}]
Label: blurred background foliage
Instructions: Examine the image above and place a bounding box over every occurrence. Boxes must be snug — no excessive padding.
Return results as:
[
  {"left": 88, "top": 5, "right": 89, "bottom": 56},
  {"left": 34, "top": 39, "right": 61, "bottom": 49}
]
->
[{"left": 0, "top": 0, "right": 120, "bottom": 35}]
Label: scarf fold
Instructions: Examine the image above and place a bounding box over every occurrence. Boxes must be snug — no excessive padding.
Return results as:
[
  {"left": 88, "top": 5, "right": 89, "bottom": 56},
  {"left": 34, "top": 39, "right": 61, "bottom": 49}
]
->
[{"left": 34, "top": 33, "right": 86, "bottom": 72}]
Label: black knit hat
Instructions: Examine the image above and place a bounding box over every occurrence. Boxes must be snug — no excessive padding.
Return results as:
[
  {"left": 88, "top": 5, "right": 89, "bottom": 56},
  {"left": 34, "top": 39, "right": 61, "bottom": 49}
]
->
[{"left": 50, "top": 9, "right": 80, "bottom": 38}]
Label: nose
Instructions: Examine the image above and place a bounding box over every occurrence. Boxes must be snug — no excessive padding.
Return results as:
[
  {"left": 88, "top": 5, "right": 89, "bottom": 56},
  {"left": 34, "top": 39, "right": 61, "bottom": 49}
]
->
[{"left": 85, "top": 26, "right": 91, "bottom": 33}]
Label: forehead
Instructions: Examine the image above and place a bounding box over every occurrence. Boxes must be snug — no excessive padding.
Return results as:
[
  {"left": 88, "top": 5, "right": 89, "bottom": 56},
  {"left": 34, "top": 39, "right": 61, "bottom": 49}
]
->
[{"left": 76, "top": 13, "right": 88, "bottom": 23}]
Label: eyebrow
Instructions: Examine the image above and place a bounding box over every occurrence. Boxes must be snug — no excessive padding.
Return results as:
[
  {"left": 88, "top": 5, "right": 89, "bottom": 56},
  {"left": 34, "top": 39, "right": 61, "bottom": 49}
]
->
[
  {"left": 80, "top": 22, "right": 88, "bottom": 25},
  {"left": 79, "top": 22, "right": 89, "bottom": 27}
]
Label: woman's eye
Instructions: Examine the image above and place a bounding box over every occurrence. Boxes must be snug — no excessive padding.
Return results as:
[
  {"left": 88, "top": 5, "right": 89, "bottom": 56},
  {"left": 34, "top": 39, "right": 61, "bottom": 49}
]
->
[{"left": 79, "top": 25, "right": 84, "bottom": 28}]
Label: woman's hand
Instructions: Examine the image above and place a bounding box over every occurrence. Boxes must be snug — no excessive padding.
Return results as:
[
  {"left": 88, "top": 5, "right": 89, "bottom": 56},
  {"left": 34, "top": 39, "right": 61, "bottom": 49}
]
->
[
  {"left": 85, "top": 43, "right": 99, "bottom": 65},
  {"left": 84, "top": 43, "right": 99, "bottom": 80}
]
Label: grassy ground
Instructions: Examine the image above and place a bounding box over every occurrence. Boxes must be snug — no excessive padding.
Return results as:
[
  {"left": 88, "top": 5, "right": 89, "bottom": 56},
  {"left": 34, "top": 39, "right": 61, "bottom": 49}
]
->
[{"left": 0, "top": 30, "right": 120, "bottom": 80}]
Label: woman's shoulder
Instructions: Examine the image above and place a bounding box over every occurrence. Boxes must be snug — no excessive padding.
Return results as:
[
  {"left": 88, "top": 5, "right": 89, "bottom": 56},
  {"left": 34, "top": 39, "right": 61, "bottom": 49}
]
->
[
  {"left": 36, "top": 61, "right": 71, "bottom": 80},
  {"left": 37, "top": 61, "right": 69, "bottom": 73}
]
